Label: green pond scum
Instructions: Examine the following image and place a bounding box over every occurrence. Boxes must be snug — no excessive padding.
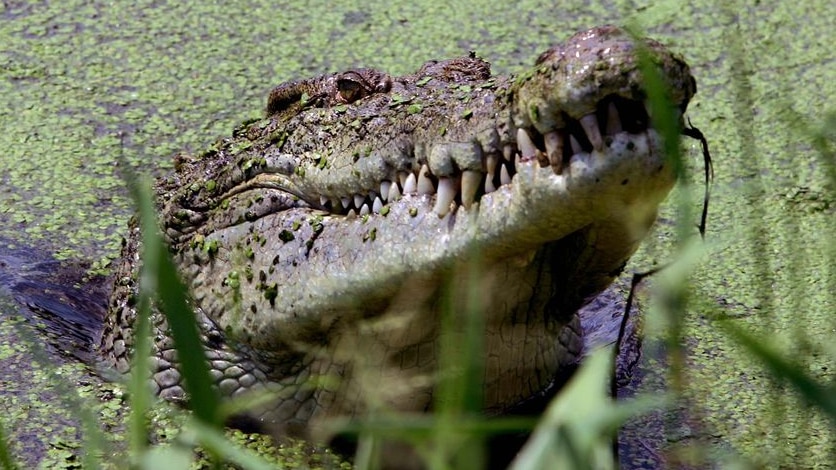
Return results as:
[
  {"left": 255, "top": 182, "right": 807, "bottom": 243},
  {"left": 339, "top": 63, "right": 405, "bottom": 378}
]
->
[{"left": 1, "top": 0, "right": 835, "bottom": 468}]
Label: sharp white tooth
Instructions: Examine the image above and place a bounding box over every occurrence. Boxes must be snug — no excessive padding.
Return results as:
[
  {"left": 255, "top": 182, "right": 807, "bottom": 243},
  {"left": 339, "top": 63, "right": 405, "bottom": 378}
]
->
[
  {"left": 486, "top": 153, "right": 499, "bottom": 177},
  {"left": 417, "top": 164, "right": 435, "bottom": 195},
  {"left": 359, "top": 203, "right": 370, "bottom": 216},
  {"left": 500, "top": 164, "right": 511, "bottom": 185},
  {"left": 516, "top": 128, "right": 537, "bottom": 160},
  {"left": 570, "top": 135, "right": 583, "bottom": 155},
  {"left": 484, "top": 174, "right": 496, "bottom": 193},
  {"left": 341, "top": 196, "right": 350, "bottom": 209},
  {"left": 379, "top": 181, "right": 391, "bottom": 202},
  {"left": 388, "top": 181, "right": 401, "bottom": 201},
  {"left": 606, "top": 102, "right": 622, "bottom": 135},
  {"left": 503, "top": 144, "right": 513, "bottom": 161},
  {"left": 433, "top": 177, "right": 456, "bottom": 216},
  {"left": 346, "top": 209, "right": 357, "bottom": 219},
  {"left": 580, "top": 113, "right": 603, "bottom": 151},
  {"left": 544, "top": 130, "right": 564, "bottom": 171},
  {"left": 514, "top": 151, "right": 521, "bottom": 168},
  {"left": 403, "top": 172, "right": 417, "bottom": 194},
  {"left": 398, "top": 171, "right": 409, "bottom": 188},
  {"left": 320, "top": 196, "right": 328, "bottom": 206},
  {"left": 372, "top": 197, "right": 383, "bottom": 213},
  {"left": 461, "top": 170, "right": 481, "bottom": 209},
  {"left": 354, "top": 194, "right": 365, "bottom": 208}
]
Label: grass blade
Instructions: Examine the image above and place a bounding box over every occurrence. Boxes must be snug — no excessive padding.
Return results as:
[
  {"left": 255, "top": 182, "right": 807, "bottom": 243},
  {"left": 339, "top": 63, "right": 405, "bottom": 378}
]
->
[{"left": 129, "top": 176, "right": 222, "bottom": 428}]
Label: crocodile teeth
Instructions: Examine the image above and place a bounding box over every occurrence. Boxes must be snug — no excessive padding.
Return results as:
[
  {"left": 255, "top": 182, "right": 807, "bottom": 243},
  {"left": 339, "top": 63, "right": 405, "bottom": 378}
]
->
[
  {"left": 354, "top": 194, "right": 365, "bottom": 209},
  {"left": 570, "top": 135, "right": 583, "bottom": 155},
  {"left": 380, "top": 181, "right": 391, "bottom": 202},
  {"left": 580, "top": 113, "right": 603, "bottom": 151},
  {"left": 503, "top": 144, "right": 513, "bottom": 162},
  {"left": 398, "top": 171, "right": 409, "bottom": 188},
  {"left": 417, "top": 164, "right": 435, "bottom": 195},
  {"left": 388, "top": 181, "right": 401, "bottom": 201},
  {"left": 359, "top": 203, "right": 371, "bottom": 216},
  {"left": 320, "top": 196, "right": 328, "bottom": 206},
  {"left": 500, "top": 164, "right": 512, "bottom": 185},
  {"left": 486, "top": 153, "right": 499, "bottom": 177},
  {"left": 341, "top": 196, "right": 350, "bottom": 209},
  {"left": 517, "top": 128, "right": 537, "bottom": 161},
  {"left": 372, "top": 196, "right": 383, "bottom": 213},
  {"left": 544, "top": 130, "right": 564, "bottom": 173},
  {"left": 433, "top": 177, "right": 456, "bottom": 216},
  {"left": 461, "top": 170, "right": 481, "bottom": 209},
  {"left": 606, "top": 102, "right": 621, "bottom": 135},
  {"left": 484, "top": 174, "right": 496, "bottom": 193},
  {"left": 403, "top": 172, "right": 417, "bottom": 194}
]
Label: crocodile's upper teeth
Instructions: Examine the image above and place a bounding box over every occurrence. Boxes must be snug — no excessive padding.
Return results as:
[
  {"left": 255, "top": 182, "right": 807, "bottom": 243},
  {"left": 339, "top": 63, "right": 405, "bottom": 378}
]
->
[
  {"left": 403, "top": 172, "right": 417, "bottom": 194},
  {"left": 569, "top": 135, "right": 583, "bottom": 155},
  {"left": 354, "top": 194, "right": 365, "bottom": 208},
  {"left": 398, "top": 172, "right": 409, "bottom": 188},
  {"left": 502, "top": 144, "right": 513, "bottom": 162},
  {"left": 417, "top": 164, "right": 435, "bottom": 195},
  {"left": 433, "top": 177, "right": 456, "bottom": 216},
  {"left": 320, "top": 196, "right": 328, "bottom": 206},
  {"left": 544, "top": 130, "right": 564, "bottom": 173},
  {"left": 500, "top": 163, "right": 512, "bottom": 185},
  {"left": 461, "top": 170, "right": 481, "bottom": 209},
  {"left": 341, "top": 196, "right": 350, "bottom": 209},
  {"left": 486, "top": 153, "right": 499, "bottom": 177},
  {"left": 517, "top": 128, "right": 537, "bottom": 160},
  {"left": 380, "top": 181, "right": 391, "bottom": 202},
  {"left": 606, "top": 102, "right": 621, "bottom": 135},
  {"left": 484, "top": 173, "right": 496, "bottom": 193},
  {"left": 580, "top": 113, "right": 603, "bottom": 151}
]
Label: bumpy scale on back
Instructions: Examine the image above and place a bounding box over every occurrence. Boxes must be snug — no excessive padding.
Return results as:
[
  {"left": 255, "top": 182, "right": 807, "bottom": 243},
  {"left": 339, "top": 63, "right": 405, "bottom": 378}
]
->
[{"left": 101, "top": 25, "right": 696, "bottom": 439}]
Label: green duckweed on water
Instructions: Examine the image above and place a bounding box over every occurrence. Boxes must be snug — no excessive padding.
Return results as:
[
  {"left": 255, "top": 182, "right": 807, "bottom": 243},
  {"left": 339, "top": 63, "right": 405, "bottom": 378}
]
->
[{"left": 1, "top": 0, "right": 835, "bottom": 467}]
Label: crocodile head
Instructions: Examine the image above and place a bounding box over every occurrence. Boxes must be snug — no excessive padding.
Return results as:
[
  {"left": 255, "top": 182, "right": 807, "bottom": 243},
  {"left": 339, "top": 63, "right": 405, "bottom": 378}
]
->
[{"left": 103, "top": 25, "right": 696, "bottom": 436}]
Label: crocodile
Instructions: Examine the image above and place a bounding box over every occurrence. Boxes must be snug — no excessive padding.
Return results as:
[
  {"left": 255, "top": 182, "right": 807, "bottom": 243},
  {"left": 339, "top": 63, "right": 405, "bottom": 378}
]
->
[{"left": 100, "top": 25, "right": 696, "bottom": 440}]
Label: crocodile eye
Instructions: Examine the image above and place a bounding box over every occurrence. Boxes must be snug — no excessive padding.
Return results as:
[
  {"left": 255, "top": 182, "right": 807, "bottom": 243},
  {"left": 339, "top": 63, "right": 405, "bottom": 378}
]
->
[{"left": 337, "top": 78, "right": 365, "bottom": 103}]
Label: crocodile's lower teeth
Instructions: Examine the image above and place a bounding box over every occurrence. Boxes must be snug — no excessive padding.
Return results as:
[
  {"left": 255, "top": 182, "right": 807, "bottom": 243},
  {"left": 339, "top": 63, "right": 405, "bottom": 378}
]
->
[
  {"left": 372, "top": 197, "right": 383, "bottom": 213},
  {"left": 359, "top": 203, "right": 371, "bottom": 216}
]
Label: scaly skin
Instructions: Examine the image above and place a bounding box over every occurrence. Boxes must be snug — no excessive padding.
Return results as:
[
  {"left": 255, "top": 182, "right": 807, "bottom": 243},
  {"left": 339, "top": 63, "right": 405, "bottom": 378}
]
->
[{"left": 101, "top": 25, "right": 696, "bottom": 437}]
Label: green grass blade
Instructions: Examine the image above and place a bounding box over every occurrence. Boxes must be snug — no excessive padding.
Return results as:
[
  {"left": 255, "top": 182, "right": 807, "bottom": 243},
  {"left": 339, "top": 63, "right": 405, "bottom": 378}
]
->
[
  {"left": 127, "top": 178, "right": 156, "bottom": 458},
  {"left": 129, "top": 177, "right": 222, "bottom": 429},
  {"left": 0, "top": 420, "right": 17, "bottom": 470}
]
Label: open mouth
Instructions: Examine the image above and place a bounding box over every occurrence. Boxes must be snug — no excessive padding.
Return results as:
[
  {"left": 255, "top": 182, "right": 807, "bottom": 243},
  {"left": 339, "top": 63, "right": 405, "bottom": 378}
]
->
[{"left": 316, "top": 95, "right": 673, "bottom": 218}]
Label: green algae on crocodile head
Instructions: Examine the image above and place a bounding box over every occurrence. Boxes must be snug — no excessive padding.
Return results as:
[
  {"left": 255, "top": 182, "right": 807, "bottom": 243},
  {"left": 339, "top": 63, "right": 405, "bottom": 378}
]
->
[{"left": 100, "top": 25, "right": 696, "bottom": 439}]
